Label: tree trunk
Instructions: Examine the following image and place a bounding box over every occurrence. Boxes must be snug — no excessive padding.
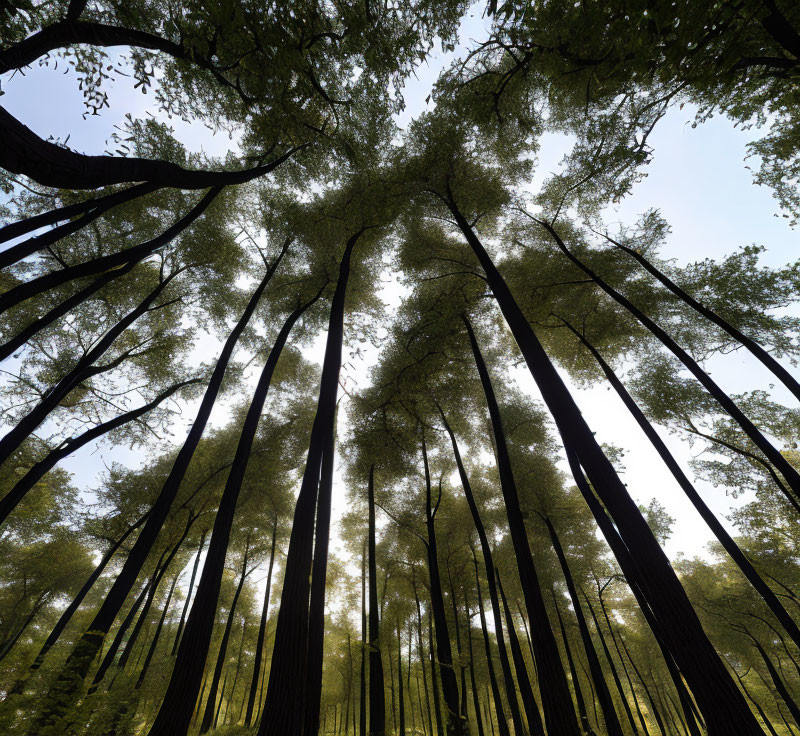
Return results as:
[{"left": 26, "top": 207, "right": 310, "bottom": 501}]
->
[
  {"left": 565, "top": 319, "right": 800, "bottom": 647},
  {"left": 28, "top": 246, "right": 286, "bottom": 734},
  {"left": 439, "top": 406, "right": 533, "bottom": 736},
  {"left": 462, "top": 311, "right": 580, "bottom": 736},
  {"left": 361, "top": 543, "right": 368, "bottom": 736},
  {"left": 259, "top": 229, "right": 364, "bottom": 736},
  {"left": 415, "top": 582, "right": 435, "bottom": 736},
  {"left": 753, "top": 638, "right": 800, "bottom": 727},
  {"left": 245, "top": 522, "right": 278, "bottom": 725},
  {"left": 135, "top": 570, "right": 179, "bottom": 689},
  {"left": 446, "top": 565, "right": 469, "bottom": 723},
  {"left": 199, "top": 536, "right": 251, "bottom": 734},
  {"left": 368, "top": 465, "right": 387, "bottom": 736},
  {"left": 172, "top": 529, "right": 209, "bottom": 656},
  {"left": 398, "top": 626, "right": 406, "bottom": 736},
  {"left": 537, "top": 218, "right": 800, "bottom": 501},
  {"left": 552, "top": 590, "right": 592, "bottom": 732},
  {"left": 496, "top": 567, "right": 547, "bottom": 736},
  {"left": 305, "top": 412, "right": 338, "bottom": 735},
  {"left": 618, "top": 633, "right": 667, "bottom": 736},
  {"left": 464, "top": 589, "right": 486, "bottom": 736},
  {"left": 604, "top": 231, "right": 800, "bottom": 402},
  {"left": 446, "top": 197, "right": 765, "bottom": 736},
  {"left": 428, "top": 607, "right": 445, "bottom": 736},
  {"left": 472, "top": 550, "right": 510, "bottom": 736}
]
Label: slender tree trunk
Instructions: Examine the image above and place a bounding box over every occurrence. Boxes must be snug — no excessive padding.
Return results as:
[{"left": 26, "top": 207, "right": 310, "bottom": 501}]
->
[
  {"left": 26, "top": 246, "right": 286, "bottom": 735},
  {"left": 0, "top": 268, "right": 182, "bottom": 472},
  {"left": 368, "top": 466, "right": 387, "bottom": 736},
  {"left": 447, "top": 197, "right": 764, "bottom": 736},
  {"left": 199, "top": 537, "right": 251, "bottom": 734},
  {"left": 214, "top": 668, "right": 230, "bottom": 730},
  {"left": 618, "top": 634, "right": 667, "bottom": 736},
  {"left": 472, "top": 550, "right": 510, "bottom": 736},
  {"left": 440, "top": 406, "right": 536, "bottom": 735},
  {"left": 135, "top": 570, "right": 179, "bottom": 689},
  {"left": 245, "top": 522, "right": 278, "bottom": 725},
  {"left": 446, "top": 566, "right": 469, "bottom": 723},
  {"left": 415, "top": 583, "right": 435, "bottom": 736},
  {"left": 428, "top": 607, "right": 445, "bottom": 736},
  {"left": 537, "top": 219, "right": 800, "bottom": 500},
  {"left": 565, "top": 320, "right": 800, "bottom": 647},
  {"left": 753, "top": 638, "right": 800, "bottom": 727},
  {"left": 0, "top": 378, "right": 197, "bottom": 526},
  {"left": 172, "top": 529, "right": 209, "bottom": 656},
  {"left": 422, "top": 432, "right": 467, "bottom": 735},
  {"left": 150, "top": 281, "right": 317, "bottom": 736},
  {"left": 398, "top": 626, "right": 406, "bottom": 736},
  {"left": 552, "top": 591, "right": 592, "bottom": 732},
  {"left": 604, "top": 231, "right": 800, "bottom": 402},
  {"left": 305, "top": 409, "right": 337, "bottom": 735},
  {"left": 227, "top": 616, "right": 248, "bottom": 726},
  {"left": 496, "top": 567, "right": 547, "bottom": 736},
  {"left": 464, "top": 589, "right": 485, "bottom": 736},
  {"left": 462, "top": 312, "right": 580, "bottom": 736},
  {"left": 260, "top": 229, "right": 364, "bottom": 736},
  {"left": 733, "top": 668, "right": 781, "bottom": 736},
  {"left": 361, "top": 543, "right": 368, "bottom": 736}
]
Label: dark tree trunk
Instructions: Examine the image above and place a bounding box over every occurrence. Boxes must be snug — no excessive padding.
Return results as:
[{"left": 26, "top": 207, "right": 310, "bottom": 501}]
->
[
  {"left": 464, "top": 589, "right": 486, "bottom": 736},
  {"left": 151, "top": 285, "right": 317, "bottom": 736},
  {"left": 446, "top": 197, "right": 764, "bottom": 736},
  {"left": 361, "top": 544, "right": 368, "bottom": 736},
  {"left": 421, "top": 432, "right": 467, "bottom": 735},
  {"left": 733, "top": 667, "right": 781, "bottom": 736},
  {"left": 439, "top": 407, "right": 534, "bottom": 736},
  {"left": 259, "top": 229, "right": 364, "bottom": 736},
  {"left": 415, "top": 582, "right": 435, "bottom": 736},
  {"left": 368, "top": 466, "right": 387, "bottom": 736},
  {"left": 398, "top": 626, "right": 406, "bottom": 736},
  {"left": 552, "top": 590, "right": 592, "bottom": 732},
  {"left": 0, "top": 378, "right": 198, "bottom": 524},
  {"left": 29, "top": 511, "right": 148, "bottom": 671},
  {"left": 427, "top": 607, "right": 444, "bottom": 736},
  {"left": 445, "top": 566, "right": 469, "bottom": 723},
  {"left": 199, "top": 536, "right": 251, "bottom": 734},
  {"left": 135, "top": 570, "right": 179, "bottom": 689},
  {"left": 565, "top": 320, "right": 800, "bottom": 647},
  {"left": 472, "top": 551, "right": 510, "bottom": 736},
  {"left": 0, "top": 267, "right": 183, "bottom": 472},
  {"left": 496, "top": 567, "right": 547, "bottom": 736},
  {"left": 537, "top": 218, "right": 800, "bottom": 500},
  {"left": 0, "top": 104, "right": 302, "bottom": 190},
  {"left": 618, "top": 633, "right": 667, "bottom": 736},
  {"left": 245, "top": 522, "right": 278, "bottom": 725},
  {"left": 305, "top": 414, "right": 338, "bottom": 735},
  {"left": 604, "top": 231, "right": 800, "bottom": 402},
  {"left": 753, "top": 638, "right": 800, "bottom": 727},
  {"left": 213, "top": 668, "right": 230, "bottom": 730},
  {"left": 0, "top": 182, "right": 160, "bottom": 269},
  {"left": 462, "top": 312, "right": 580, "bottom": 736},
  {"left": 28, "top": 246, "right": 286, "bottom": 734},
  {"left": 172, "top": 529, "right": 209, "bottom": 656},
  {"left": 227, "top": 616, "right": 249, "bottom": 725},
  {"left": 543, "top": 518, "right": 623, "bottom": 736},
  {"left": 0, "top": 188, "right": 219, "bottom": 316}
]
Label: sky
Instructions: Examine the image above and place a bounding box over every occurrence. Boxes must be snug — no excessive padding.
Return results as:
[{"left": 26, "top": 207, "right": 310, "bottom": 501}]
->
[{"left": 1, "top": 7, "right": 798, "bottom": 587}]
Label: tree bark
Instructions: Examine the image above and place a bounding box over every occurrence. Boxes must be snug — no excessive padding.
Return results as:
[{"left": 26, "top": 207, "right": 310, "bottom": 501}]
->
[
  {"left": 245, "top": 521, "right": 278, "bottom": 725},
  {"left": 446, "top": 195, "right": 764, "bottom": 736},
  {"left": 27, "top": 246, "right": 286, "bottom": 735},
  {"left": 462, "top": 311, "right": 580, "bottom": 736},
  {"left": 259, "top": 229, "right": 364, "bottom": 736},
  {"left": 368, "top": 465, "right": 387, "bottom": 736}
]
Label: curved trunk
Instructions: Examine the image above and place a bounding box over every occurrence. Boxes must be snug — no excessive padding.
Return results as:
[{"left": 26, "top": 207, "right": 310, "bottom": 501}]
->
[
  {"left": 544, "top": 518, "right": 624, "bottom": 736},
  {"left": 150, "top": 288, "right": 317, "bottom": 736},
  {"left": 304, "top": 412, "right": 338, "bottom": 734},
  {"left": 496, "top": 567, "right": 547, "bottom": 736},
  {"left": 440, "top": 407, "right": 535, "bottom": 736},
  {"left": 28, "top": 247, "right": 285, "bottom": 734},
  {"left": 0, "top": 268, "right": 182, "bottom": 472},
  {"left": 199, "top": 537, "right": 251, "bottom": 734},
  {"left": 0, "top": 188, "right": 219, "bottom": 316},
  {"left": 422, "top": 434, "right": 466, "bottom": 735},
  {"left": 172, "top": 529, "right": 209, "bottom": 656},
  {"left": 135, "top": 570, "right": 179, "bottom": 689},
  {"left": 538, "top": 218, "right": 800, "bottom": 501},
  {"left": 566, "top": 320, "right": 800, "bottom": 646},
  {"left": 259, "top": 229, "right": 364, "bottom": 735},
  {"left": 462, "top": 312, "right": 579, "bottom": 736},
  {"left": 446, "top": 198, "right": 764, "bottom": 736},
  {"left": 464, "top": 589, "right": 486, "bottom": 736},
  {"left": 472, "top": 551, "right": 510, "bottom": 736},
  {"left": 245, "top": 522, "right": 278, "bottom": 725},
  {"left": 605, "top": 231, "right": 800, "bottom": 402},
  {"left": 368, "top": 466, "right": 387, "bottom": 736},
  {"left": 0, "top": 378, "right": 198, "bottom": 524}
]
